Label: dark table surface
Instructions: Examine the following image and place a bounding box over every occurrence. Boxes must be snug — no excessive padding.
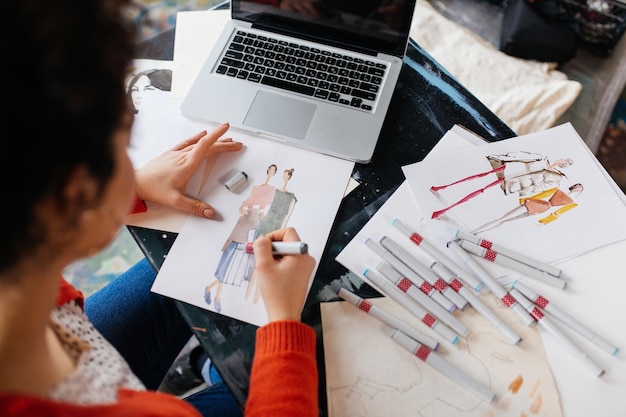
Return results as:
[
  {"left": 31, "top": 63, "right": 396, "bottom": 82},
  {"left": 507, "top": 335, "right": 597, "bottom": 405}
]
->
[{"left": 130, "top": 12, "right": 515, "bottom": 416}]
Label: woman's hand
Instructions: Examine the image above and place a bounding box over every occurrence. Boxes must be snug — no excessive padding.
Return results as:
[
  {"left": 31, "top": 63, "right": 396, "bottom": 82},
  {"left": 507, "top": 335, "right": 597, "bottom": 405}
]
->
[
  {"left": 253, "top": 227, "right": 316, "bottom": 322},
  {"left": 134, "top": 123, "right": 243, "bottom": 219}
]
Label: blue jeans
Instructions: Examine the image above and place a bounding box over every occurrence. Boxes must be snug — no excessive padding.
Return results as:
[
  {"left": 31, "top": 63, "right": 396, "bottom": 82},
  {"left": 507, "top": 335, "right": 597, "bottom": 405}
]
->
[{"left": 84, "top": 257, "right": 243, "bottom": 417}]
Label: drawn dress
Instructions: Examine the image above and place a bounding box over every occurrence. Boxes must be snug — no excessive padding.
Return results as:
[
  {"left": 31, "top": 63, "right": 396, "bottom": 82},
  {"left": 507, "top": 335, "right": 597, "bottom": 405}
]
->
[
  {"left": 257, "top": 189, "right": 297, "bottom": 235},
  {"left": 214, "top": 184, "right": 275, "bottom": 286},
  {"left": 243, "top": 188, "right": 298, "bottom": 303},
  {"left": 430, "top": 151, "right": 571, "bottom": 220}
]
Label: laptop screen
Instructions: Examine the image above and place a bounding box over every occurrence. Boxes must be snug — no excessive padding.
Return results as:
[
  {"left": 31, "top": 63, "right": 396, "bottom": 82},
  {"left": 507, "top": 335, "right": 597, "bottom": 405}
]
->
[{"left": 232, "top": 0, "right": 416, "bottom": 57}]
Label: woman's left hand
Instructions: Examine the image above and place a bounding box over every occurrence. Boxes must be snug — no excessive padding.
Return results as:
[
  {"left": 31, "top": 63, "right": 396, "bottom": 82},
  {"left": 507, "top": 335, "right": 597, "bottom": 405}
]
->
[{"left": 134, "top": 123, "right": 243, "bottom": 219}]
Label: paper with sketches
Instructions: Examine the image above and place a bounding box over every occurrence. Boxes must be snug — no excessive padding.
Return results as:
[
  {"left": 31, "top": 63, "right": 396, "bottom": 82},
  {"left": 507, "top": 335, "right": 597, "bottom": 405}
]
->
[
  {"left": 126, "top": 59, "right": 210, "bottom": 168},
  {"left": 334, "top": 125, "right": 626, "bottom": 417},
  {"left": 152, "top": 136, "right": 354, "bottom": 326},
  {"left": 125, "top": 59, "right": 215, "bottom": 232},
  {"left": 332, "top": 180, "right": 563, "bottom": 416},
  {"left": 321, "top": 292, "right": 562, "bottom": 417},
  {"left": 402, "top": 123, "right": 626, "bottom": 265}
]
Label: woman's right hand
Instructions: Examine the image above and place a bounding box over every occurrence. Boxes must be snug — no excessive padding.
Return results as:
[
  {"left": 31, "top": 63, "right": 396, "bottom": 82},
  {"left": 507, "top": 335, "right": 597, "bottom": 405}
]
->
[{"left": 252, "top": 227, "right": 316, "bottom": 322}]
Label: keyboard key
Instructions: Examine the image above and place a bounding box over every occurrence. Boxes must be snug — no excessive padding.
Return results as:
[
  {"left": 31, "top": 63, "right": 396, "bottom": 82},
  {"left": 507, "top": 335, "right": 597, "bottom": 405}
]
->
[
  {"left": 350, "top": 97, "right": 362, "bottom": 107},
  {"left": 225, "top": 51, "right": 243, "bottom": 60},
  {"left": 221, "top": 58, "right": 244, "bottom": 68},
  {"left": 261, "top": 76, "right": 315, "bottom": 96},
  {"left": 314, "top": 89, "right": 329, "bottom": 99},
  {"left": 352, "top": 89, "right": 376, "bottom": 101}
]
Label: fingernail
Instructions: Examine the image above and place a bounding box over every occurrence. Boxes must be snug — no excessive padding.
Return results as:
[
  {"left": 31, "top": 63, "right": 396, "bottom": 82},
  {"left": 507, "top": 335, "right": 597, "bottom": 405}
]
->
[
  {"left": 220, "top": 122, "right": 229, "bottom": 128},
  {"left": 203, "top": 207, "right": 215, "bottom": 218}
]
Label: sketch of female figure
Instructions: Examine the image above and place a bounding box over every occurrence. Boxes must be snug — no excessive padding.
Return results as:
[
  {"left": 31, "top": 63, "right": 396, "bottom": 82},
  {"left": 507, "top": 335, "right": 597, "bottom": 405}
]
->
[
  {"left": 124, "top": 67, "right": 175, "bottom": 168},
  {"left": 472, "top": 182, "right": 584, "bottom": 233},
  {"left": 430, "top": 151, "right": 574, "bottom": 220},
  {"left": 246, "top": 168, "right": 297, "bottom": 302},
  {"left": 126, "top": 68, "right": 172, "bottom": 114},
  {"left": 257, "top": 168, "right": 297, "bottom": 235},
  {"left": 204, "top": 164, "right": 278, "bottom": 313}
]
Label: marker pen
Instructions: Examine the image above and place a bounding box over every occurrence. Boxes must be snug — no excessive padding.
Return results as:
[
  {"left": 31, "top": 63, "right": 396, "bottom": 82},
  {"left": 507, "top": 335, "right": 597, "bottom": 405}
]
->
[
  {"left": 431, "top": 262, "right": 522, "bottom": 345},
  {"left": 365, "top": 238, "right": 456, "bottom": 313},
  {"left": 330, "top": 281, "right": 440, "bottom": 351},
  {"left": 458, "top": 240, "right": 566, "bottom": 290},
  {"left": 244, "top": 241, "right": 308, "bottom": 255},
  {"left": 456, "top": 229, "right": 563, "bottom": 278},
  {"left": 447, "top": 240, "right": 536, "bottom": 328},
  {"left": 392, "top": 218, "right": 484, "bottom": 292},
  {"left": 390, "top": 329, "right": 497, "bottom": 403},
  {"left": 363, "top": 268, "right": 460, "bottom": 346},
  {"left": 512, "top": 280, "right": 619, "bottom": 356},
  {"left": 376, "top": 261, "right": 469, "bottom": 338},
  {"left": 380, "top": 235, "right": 470, "bottom": 310},
  {"left": 510, "top": 289, "right": 605, "bottom": 377}
]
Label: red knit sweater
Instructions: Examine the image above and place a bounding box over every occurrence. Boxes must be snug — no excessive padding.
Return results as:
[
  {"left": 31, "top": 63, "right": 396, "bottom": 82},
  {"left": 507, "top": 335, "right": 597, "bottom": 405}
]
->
[{"left": 0, "top": 266, "right": 318, "bottom": 417}]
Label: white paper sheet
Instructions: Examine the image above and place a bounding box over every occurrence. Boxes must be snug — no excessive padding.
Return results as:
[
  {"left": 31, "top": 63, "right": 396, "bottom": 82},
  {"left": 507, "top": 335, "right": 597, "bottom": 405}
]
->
[
  {"left": 334, "top": 125, "right": 626, "bottom": 417},
  {"left": 402, "top": 123, "right": 626, "bottom": 265},
  {"left": 171, "top": 9, "right": 229, "bottom": 98},
  {"left": 152, "top": 133, "right": 354, "bottom": 326}
]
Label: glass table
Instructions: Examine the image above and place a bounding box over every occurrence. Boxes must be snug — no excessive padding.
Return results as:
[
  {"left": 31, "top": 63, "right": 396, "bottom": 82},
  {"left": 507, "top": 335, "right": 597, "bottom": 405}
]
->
[{"left": 130, "top": 11, "right": 514, "bottom": 415}]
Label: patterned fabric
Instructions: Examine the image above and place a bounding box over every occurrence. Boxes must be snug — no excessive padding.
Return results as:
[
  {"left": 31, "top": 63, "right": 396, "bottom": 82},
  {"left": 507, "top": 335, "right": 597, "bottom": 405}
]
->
[{"left": 47, "top": 300, "right": 145, "bottom": 404}]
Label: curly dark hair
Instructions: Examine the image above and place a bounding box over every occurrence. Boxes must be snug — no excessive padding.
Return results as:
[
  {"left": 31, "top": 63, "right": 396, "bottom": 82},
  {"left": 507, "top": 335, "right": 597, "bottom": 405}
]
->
[{"left": 0, "top": 0, "right": 135, "bottom": 271}]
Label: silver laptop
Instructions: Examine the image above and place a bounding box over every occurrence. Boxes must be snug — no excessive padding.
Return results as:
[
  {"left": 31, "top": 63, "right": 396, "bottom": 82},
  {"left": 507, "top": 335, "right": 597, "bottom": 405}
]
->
[{"left": 181, "top": 0, "right": 417, "bottom": 163}]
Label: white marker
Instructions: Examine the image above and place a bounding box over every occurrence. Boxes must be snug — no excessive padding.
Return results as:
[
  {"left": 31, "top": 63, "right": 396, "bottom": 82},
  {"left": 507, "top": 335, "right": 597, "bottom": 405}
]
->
[
  {"left": 330, "top": 281, "right": 440, "bottom": 351},
  {"left": 363, "top": 268, "right": 460, "bottom": 345},
  {"left": 365, "top": 238, "right": 456, "bottom": 313},
  {"left": 392, "top": 218, "right": 484, "bottom": 291},
  {"left": 458, "top": 240, "right": 566, "bottom": 290},
  {"left": 380, "top": 236, "right": 470, "bottom": 310},
  {"left": 431, "top": 261, "right": 522, "bottom": 345},
  {"left": 510, "top": 289, "right": 605, "bottom": 377},
  {"left": 376, "top": 261, "right": 470, "bottom": 338},
  {"left": 245, "top": 241, "right": 308, "bottom": 255},
  {"left": 447, "top": 240, "right": 536, "bottom": 327},
  {"left": 512, "top": 280, "right": 619, "bottom": 356},
  {"left": 390, "top": 329, "right": 497, "bottom": 402},
  {"left": 456, "top": 229, "right": 563, "bottom": 278}
]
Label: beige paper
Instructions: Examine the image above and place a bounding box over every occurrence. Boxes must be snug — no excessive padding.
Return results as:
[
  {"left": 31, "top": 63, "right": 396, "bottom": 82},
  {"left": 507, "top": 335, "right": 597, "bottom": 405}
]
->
[{"left": 321, "top": 292, "right": 562, "bottom": 417}]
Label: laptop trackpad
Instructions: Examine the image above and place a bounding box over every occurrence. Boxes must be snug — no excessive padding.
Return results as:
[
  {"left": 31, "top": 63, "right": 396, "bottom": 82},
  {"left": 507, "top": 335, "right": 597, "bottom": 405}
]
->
[{"left": 243, "top": 91, "right": 315, "bottom": 140}]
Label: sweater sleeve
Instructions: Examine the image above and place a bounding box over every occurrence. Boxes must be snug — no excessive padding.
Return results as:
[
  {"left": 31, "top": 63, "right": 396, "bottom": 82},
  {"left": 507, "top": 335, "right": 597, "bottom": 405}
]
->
[
  {"left": 130, "top": 194, "right": 148, "bottom": 214},
  {"left": 245, "top": 321, "right": 318, "bottom": 417}
]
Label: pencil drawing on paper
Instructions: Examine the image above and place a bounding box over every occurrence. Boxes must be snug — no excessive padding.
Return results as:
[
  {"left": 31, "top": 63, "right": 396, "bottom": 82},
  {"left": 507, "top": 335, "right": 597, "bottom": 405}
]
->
[
  {"left": 126, "top": 67, "right": 173, "bottom": 114},
  {"left": 204, "top": 164, "right": 297, "bottom": 312},
  {"left": 429, "top": 151, "right": 583, "bottom": 232},
  {"left": 123, "top": 60, "right": 184, "bottom": 169},
  {"left": 321, "top": 272, "right": 563, "bottom": 417}
]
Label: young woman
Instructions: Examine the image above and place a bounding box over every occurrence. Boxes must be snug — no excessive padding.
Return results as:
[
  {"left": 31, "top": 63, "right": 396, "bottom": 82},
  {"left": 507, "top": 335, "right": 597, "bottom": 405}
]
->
[{"left": 0, "top": 1, "right": 318, "bottom": 416}]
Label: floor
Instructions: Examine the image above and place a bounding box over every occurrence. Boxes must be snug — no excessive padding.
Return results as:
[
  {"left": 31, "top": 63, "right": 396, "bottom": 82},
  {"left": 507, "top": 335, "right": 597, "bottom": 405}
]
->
[{"left": 597, "top": 92, "right": 626, "bottom": 190}]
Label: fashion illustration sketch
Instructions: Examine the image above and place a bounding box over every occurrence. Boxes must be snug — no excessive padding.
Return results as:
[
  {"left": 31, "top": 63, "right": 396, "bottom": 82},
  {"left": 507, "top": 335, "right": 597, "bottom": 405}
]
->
[{"left": 204, "top": 165, "right": 297, "bottom": 312}]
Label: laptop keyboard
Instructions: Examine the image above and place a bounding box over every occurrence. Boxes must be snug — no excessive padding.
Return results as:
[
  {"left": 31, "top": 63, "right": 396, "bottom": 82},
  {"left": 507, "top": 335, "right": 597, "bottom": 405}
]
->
[{"left": 215, "top": 30, "right": 389, "bottom": 112}]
